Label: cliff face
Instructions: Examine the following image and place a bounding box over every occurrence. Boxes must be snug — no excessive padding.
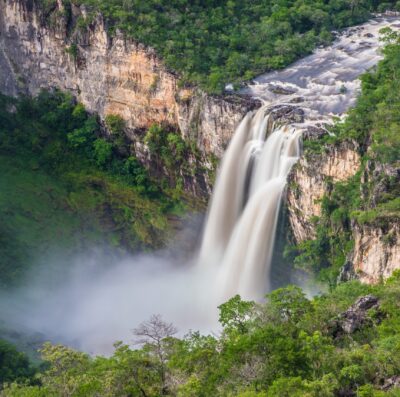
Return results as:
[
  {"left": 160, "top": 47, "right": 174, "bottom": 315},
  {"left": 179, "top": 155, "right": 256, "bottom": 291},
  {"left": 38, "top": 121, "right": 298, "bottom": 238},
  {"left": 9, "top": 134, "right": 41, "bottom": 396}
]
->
[
  {"left": 350, "top": 222, "right": 400, "bottom": 283},
  {"left": 287, "top": 142, "right": 361, "bottom": 242},
  {"left": 287, "top": 140, "right": 400, "bottom": 284},
  {"left": 0, "top": 0, "right": 258, "bottom": 194}
]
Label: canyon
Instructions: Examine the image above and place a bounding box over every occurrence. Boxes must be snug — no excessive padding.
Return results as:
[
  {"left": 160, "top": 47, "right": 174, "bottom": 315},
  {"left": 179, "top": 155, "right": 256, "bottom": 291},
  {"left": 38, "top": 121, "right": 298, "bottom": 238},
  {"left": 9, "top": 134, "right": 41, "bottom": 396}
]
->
[{"left": 0, "top": 0, "right": 399, "bottom": 287}]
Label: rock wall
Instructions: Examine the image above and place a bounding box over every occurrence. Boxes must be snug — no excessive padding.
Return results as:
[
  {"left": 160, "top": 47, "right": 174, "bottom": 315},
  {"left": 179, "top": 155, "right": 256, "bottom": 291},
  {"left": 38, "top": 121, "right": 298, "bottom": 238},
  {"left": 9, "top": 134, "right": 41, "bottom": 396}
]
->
[
  {"left": 0, "top": 0, "right": 258, "bottom": 194},
  {"left": 350, "top": 222, "right": 400, "bottom": 283},
  {"left": 287, "top": 141, "right": 361, "bottom": 242},
  {"left": 287, "top": 139, "right": 400, "bottom": 284}
]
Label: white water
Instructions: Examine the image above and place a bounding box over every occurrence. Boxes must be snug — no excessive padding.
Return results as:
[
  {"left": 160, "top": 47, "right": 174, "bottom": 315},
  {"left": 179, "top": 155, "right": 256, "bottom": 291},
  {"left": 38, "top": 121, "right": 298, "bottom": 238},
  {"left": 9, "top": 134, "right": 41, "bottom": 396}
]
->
[
  {"left": 198, "top": 16, "right": 400, "bottom": 302},
  {"left": 242, "top": 16, "right": 400, "bottom": 121},
  {"left": 1, "top": 17, "right": 399, "bottom": 354},
  {"left": 199, "top": 107, "right": 302, "bottom": 301}
]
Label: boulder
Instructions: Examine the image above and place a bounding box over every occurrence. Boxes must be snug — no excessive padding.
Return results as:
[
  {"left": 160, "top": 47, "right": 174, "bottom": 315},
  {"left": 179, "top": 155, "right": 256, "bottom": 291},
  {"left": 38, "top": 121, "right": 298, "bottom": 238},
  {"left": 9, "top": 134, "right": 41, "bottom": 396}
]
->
[
  {"left": 381, "top": 376, "right": 400, "bottom": 391},
  {"left": 267, "top": 104, "right": 305, "bottom": 124},
  {"left": 331, "top": 295, "right": 380, "bottom": 336},
  {"left": 303, "top": 125, "right": 329, "bottom": 141},
  {"left": 267, "top": 84, "right": 296, "bottom": 95}
]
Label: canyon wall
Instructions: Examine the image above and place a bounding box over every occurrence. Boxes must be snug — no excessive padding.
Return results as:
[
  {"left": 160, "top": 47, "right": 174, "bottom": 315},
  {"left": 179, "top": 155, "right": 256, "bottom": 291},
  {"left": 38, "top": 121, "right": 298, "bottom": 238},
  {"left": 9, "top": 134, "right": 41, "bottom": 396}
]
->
[
  {"left": 0, "top": 0, "right": 259, "bottom": 194},
  {"left": 350, "top": 222, "right": 400, "bottom": 283},
  {"left": 1, "top": 0, "right": 398, "bottom": 282},
  {"left": 287, "top": 139, "right": 399, "bottom": 284},
  {"left": 287, "top": 141, "right": 361, "bottom": 242}
]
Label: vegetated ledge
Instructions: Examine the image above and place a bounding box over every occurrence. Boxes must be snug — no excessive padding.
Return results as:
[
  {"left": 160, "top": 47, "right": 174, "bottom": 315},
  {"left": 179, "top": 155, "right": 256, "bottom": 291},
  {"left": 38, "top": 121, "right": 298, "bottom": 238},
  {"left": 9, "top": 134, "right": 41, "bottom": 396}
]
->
[{"left": 0, "top": 0, "right": 261, "bottom": 196}]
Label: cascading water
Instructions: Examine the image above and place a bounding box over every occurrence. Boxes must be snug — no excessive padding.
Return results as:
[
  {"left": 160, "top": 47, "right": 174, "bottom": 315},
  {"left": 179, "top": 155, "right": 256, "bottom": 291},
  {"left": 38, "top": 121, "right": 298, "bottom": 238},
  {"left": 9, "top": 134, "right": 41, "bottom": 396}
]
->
[
  {"left": 3, "top": 16, "right": 399, "bottom": 354},
  {"left": 198, "top": 15, "right": 400, "bottom": 303},
  {"left": 199, "top": 106, "right": 303, "bottom": 301}
]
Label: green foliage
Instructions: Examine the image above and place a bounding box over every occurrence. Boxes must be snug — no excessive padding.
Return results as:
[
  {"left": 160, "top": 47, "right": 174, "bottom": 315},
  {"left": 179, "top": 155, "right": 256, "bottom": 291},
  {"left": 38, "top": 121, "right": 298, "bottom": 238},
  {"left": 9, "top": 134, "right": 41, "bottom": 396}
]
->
[
  {"left": 218, "top": 295, "right": 255, "bottom": 334},
  {"left": 0, "top": 340, "right": 36, "bottom": 385},
  {"left": 104, "top": 114, "right": 125, "bottom": 135},
  {"left": 0, "top": 90, "right": 182, "bottom": 286},
  {"left": 93, "top": 138, "right": 113, "bottom": 167},
  {"left": 5, "top": 280, "right": 400, "bottom": 396},
  {"left": 65, "top": 43, "right": 78, "bottom": 59},
  {"left": 335, "top": 28, "right": 400, "bottom": 157},
  {"left": 144, "top": 123, "right": 205, "bottom": 194},
  {"left": 57, "top": 0, "right": 399, "bottom": 93}
]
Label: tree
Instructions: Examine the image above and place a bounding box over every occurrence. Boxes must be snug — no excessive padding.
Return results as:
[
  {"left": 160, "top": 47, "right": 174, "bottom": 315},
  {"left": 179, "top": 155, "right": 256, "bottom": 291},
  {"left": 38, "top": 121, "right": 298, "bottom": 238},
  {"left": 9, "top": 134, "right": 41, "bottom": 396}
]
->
[
  {"left": 218, "top": 294, "right": 255, "bottom": 334},
  {"left": 133, "top": 315, "right": 177, "bottom": 395},
  {"left": 93, "top": 138, "right": 113, "bottom": 167},
  {"left": 0, "top": 340, "right": 34, "bottom": 384}
]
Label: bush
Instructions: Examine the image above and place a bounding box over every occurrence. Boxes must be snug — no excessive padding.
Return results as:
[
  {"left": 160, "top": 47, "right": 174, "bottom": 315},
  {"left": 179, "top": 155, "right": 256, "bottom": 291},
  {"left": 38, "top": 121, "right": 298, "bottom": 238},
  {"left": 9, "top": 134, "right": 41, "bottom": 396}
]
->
[{"left": 93, "top": 138, "right": 113, "bottom": 167}]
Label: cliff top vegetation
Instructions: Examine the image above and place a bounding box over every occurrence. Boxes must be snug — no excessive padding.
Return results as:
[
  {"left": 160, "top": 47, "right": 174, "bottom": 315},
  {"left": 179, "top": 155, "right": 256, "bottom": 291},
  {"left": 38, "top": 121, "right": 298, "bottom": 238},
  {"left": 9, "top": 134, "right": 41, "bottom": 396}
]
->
[{"left": 39, "top": 0, "right": 400, "bottom": 93}]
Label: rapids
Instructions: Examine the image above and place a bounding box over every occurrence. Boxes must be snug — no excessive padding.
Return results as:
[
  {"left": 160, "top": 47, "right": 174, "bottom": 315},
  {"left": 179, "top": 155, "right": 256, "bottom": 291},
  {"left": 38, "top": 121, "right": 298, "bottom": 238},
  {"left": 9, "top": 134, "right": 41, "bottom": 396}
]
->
[{"left": 198, "top": 15, "right": 400, "bottom": 301}]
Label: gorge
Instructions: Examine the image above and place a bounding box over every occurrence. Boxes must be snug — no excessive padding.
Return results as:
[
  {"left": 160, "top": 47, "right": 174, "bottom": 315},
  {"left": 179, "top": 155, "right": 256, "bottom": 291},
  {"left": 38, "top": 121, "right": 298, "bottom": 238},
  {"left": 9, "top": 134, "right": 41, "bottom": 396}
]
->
[
  {"left": 0, "top": 0, "right": 399, "bottom": 355},
  {"left": 1, "top": 0, "right": 400, "bottom": 394}
]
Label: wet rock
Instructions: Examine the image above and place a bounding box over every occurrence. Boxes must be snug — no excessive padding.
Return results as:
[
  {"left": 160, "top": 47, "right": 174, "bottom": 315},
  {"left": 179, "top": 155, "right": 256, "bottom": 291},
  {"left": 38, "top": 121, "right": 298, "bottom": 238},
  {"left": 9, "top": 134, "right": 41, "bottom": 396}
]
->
[
  {"left": 381, "top": 376, "right": 400, "bottom": 391},
  {"left": 364, "top": 32, "right": 374, "bottom": 38},
  {"left": 331, "top": 295, "right": 380, "bottom": 336},
  {"left": 267, "top": 104, "right": 304, "bottom": 124},
  {"left": 303, "top": 125, "right": 328, "bottom": 141},
  {"left": 267, "top": 84, "right": 296, "bottom": 95},
  {"left": 289, "top": 96, "right": 305, "bottom": 104}
]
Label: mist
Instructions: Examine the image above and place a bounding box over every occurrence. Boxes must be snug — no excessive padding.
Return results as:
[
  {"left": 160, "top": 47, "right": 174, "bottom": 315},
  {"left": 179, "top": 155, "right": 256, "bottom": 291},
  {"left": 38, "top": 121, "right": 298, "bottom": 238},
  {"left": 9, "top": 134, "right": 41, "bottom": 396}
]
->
[
  {"left": 0, "top": 215, "right": 224, "bottom": 355},
  {"left": 0, "top": 254, "right": 221, "bottom": 355},
  {"left": 0, "top": 208, "right": 320, "bottom": 357}
]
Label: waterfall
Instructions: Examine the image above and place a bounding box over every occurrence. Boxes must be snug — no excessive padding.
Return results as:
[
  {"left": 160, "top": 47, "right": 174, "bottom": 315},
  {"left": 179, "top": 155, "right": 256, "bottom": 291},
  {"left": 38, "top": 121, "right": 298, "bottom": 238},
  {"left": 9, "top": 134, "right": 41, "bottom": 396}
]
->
[
  {"left": 198, "top": 16, "right": 400, "bottom": 302},
  {"left": 199, "top": 106, "right": 302, "bottom": 301}
]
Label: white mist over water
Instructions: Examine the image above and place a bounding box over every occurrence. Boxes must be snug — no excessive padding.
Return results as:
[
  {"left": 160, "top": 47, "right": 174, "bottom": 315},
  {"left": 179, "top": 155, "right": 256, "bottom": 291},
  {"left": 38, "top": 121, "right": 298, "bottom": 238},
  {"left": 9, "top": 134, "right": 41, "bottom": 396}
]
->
[{"left": 1, "top": 16, "right": 399, "bottom": 354}]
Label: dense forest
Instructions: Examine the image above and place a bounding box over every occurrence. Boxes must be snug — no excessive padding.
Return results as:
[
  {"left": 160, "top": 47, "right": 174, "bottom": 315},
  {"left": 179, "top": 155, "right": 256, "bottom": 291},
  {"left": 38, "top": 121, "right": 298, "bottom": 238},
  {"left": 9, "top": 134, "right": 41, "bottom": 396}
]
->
[
  {"left": 1, "top": 28, "right": 400, "bottom": 396},
  {"left": 2, "top": 276, "right": 400, "bottom": 396},
  {"left": 1, "top": 0, "right": 400, "bottom": 393},
  {"left": 41, "top": 0, "right": 400, "bottom": 93}
]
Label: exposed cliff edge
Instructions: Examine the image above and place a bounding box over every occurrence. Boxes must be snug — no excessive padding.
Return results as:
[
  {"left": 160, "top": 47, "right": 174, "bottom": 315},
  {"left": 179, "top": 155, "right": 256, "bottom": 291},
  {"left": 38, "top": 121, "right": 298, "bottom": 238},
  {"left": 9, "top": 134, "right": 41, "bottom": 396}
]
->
[
  {"left": 0, "top": 0, "right": 259, "bottom": 194},
  {"left": 287, "top": 138, "right": 400, "bottom": 284},
  {"left": 349, "top": 221, "right": 400, "bottom": 283},
  {"left": 287, "top": 141, "right": 361, "bottom": 243}
]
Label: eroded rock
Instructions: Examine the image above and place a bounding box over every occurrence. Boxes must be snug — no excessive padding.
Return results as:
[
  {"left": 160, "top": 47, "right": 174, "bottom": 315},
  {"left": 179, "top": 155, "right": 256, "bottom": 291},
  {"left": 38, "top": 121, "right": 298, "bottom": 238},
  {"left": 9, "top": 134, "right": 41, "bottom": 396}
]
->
[{"left": 331, "top": 295, "right": 380, "bottom": 336}]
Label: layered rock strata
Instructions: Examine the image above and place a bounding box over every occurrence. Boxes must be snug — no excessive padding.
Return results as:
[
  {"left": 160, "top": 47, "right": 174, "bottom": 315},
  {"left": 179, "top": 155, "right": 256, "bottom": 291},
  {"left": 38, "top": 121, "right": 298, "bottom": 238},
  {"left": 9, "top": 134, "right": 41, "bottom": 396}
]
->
[{"left": 0, "top": 0, "right": 259, "bottom": 194}]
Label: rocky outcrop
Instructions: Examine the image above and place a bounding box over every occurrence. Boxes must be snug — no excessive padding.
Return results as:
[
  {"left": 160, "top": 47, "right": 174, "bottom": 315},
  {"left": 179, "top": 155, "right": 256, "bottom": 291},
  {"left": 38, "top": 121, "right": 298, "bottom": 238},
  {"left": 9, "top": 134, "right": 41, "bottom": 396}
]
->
[
  {"left": 287, "top": 141, "right": 361, "bottom": 242},
  {"left": 177, "top": 91, "right": 260, "bottom": 158},
  {"left": 331, "top": 295, "right": 380, "bottom": 336},
  {"left": 0, "top": 0, "right": 259, "bottom": 193},
  {"left": 349, "top": 222, "right": 400, "bottom": 284},
  {"left": 287, "top": 137, "right": 400, "bottom": 284}
]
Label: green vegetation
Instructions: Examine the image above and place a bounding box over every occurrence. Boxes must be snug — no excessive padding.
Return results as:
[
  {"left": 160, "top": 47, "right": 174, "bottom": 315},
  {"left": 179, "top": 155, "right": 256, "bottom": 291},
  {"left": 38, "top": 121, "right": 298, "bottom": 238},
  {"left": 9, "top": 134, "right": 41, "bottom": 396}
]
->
[
  {"left": 144, "top": 124, "right": 206, "bottom": 197},
  {"left": 291, "top": 29, "right": 400, "bottom": 283},
  {"left": 0, "top": 340, "right": 37, "bottom": 385},
  {"left": 0, "top": 90, "right": 189, "bottom": 288},
  {"left": 40, "top": 0, "right": 399, "bottom": 93},
  {"left": 3, "top": 277, "right": 400, "bottom": 396}
]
